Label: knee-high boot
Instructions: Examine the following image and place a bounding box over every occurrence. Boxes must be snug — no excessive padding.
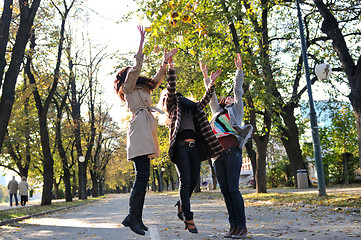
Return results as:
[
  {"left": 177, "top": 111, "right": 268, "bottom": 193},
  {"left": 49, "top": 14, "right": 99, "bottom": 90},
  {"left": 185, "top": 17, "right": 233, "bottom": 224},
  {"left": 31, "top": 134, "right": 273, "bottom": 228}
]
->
[
  {"left": 137, "top": 190, "right": 148, "bottom": 231},
  {"left": 122, "top": 190, "right": 145, "bottom": 235}
]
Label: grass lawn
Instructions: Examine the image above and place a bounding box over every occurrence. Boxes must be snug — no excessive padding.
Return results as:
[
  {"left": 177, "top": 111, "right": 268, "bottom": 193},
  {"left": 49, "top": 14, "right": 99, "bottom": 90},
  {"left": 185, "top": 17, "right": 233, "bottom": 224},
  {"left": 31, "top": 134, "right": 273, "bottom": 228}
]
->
[{"left": 195, "top": 186, "right": 361, "bottom": 209}]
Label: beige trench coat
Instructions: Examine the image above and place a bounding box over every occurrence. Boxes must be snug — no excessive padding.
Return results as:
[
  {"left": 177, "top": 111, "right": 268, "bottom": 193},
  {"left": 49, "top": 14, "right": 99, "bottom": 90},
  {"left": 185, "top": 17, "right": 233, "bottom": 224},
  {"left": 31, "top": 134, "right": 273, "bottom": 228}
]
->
[
  {"left": 18, "top": 180, "right": 29, "bottom": 196},
  {"left": 122, "top": 53, "right": 166, "bottom": 160}
]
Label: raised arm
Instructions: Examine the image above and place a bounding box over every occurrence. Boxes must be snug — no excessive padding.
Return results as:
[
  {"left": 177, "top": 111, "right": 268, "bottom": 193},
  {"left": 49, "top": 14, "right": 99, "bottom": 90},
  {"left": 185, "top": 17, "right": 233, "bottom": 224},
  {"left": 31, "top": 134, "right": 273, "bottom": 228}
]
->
[
  {"left": 199, "top": 69, "right": 222, "bottom": 109},
  {"left": 122, "top": 26, "right": 145, "bottom": 93},
  {"left": 200, "top": 61, "right": 221, "bottom": 113},
  {"left": 233, "top": 53, "right": 245, "bottom": 105},
  {"left": 137, "top": 25, "right": 145, "bottom": 55},
  {"left": 166, "top": 55, "right": 177, "bottom": 110},
  {"left": 152, "top": 48, "right": 178, "bottom": 88}
]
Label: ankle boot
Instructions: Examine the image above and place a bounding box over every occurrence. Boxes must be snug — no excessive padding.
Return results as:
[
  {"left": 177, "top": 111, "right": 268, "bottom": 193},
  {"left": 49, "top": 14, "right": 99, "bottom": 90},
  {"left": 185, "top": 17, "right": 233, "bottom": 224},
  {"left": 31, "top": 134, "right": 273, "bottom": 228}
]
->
[
  {"left": 137, "top": 190, "right": 148, "bottom": 231},
  {"left": 231, "top": 226, "right": 247, "bottom": 239},
  {"left": 122, "top": 190, "right": 145, "bottom": 235},
  {"left": 224, "top": 225, "right": 236, "bottom": 238}
]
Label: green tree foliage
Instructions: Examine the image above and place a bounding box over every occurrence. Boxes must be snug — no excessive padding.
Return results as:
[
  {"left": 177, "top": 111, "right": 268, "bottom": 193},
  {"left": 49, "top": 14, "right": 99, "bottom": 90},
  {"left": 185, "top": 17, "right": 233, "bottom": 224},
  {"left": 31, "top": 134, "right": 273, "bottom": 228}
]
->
[
  {"left": 0, "top": 185, "right": 10, "bottom": 203},
  {"left": 313, "top": 0, "right": 361, "bottom": 167},
  {"left": 1, "top": 78, "right": 41, "bottom": 180},
  {"left": 319, "top": 102, "right": 359, "bottom": 183},
  {"left": 130, "top": 0, "right": 361, "bottom": 191}
]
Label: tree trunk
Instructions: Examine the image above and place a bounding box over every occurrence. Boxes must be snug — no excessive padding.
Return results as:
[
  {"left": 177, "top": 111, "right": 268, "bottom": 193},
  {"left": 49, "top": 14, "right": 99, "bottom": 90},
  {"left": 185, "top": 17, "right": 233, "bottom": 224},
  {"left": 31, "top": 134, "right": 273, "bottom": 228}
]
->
[
  {"left": 152, "top": 169, "right": 156, "bottom": 192},
  {"left": 52, "top": 178, "right": 59, "bottom": 199},
  {"left": 90, "top": 170, "right": 99, "bottom": 197},
  {"left": 39, "top": 116, "right": 54, "bottom": 205},
  {"left": 207, "top": 159, "right": 218, "bottom": 190},
  {"left": 355, "top": 110, "right": 361, "bottom": 167},
  {"left": 54, "top": 91, "right": 72, "bottom": 202},
  {"left": 245, "top": 139, "right": 257, "bottom": 189},
  {"left": 0, "top": 0, "right": 14, "bottom": 90},
  {"left": 280, "top": 105, "right": 309, "bottom": 186},
  {"left": 155, "top": 169, "right": 161, "bottom": 192},
  {"left": 56, "top": 132, "right": 72, "bottom": 202},
  {"left": 168, "top": 164, "right": 176, "bottom": 190},
  {"left": 24, "top": 77, "right": 31, "bottom": 179},
  {"left": 254, "top": 136, "right": 268, "bottom": 193},
  {"left": 99, "top": 178, "right": 104, "bottom": 195},
  {"left": 69, "top": 64, "right": 84, "bottom": 198},
  {"left": 0, "top": 0, "right": 41, "bottom": 153},
  {"left": 342, "top": 152, "right": 352, "bottom": 184},
  {"left": 72, "top": 170, "right": 77, "bottom": 197}
]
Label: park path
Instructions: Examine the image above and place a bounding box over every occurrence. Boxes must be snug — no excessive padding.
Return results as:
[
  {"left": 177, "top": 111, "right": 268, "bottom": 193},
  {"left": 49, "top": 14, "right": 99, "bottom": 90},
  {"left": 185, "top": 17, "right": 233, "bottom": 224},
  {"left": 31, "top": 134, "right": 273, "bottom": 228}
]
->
[{"left": 0, "top": 188, "right": 360, "bottom": 239}]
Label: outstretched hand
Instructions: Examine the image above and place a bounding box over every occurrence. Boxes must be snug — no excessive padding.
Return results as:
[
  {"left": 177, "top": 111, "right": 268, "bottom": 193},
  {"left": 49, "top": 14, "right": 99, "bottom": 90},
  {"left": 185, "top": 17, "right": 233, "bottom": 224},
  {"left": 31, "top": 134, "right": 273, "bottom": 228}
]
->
[
  {"left": 163, "top": 48, "right": 178, "bottom": 64},
  {"left": 199, "top": 62, "right": 208, "bottom": 79},
  {"left": 137, "top": 25, "right": 145, "bottom": 54},
  {"left": 209, "top": 69, "right": 222, "bottom": 87},
  {"left": 234, "top": 53, "right": 242, "bottom": 70}
]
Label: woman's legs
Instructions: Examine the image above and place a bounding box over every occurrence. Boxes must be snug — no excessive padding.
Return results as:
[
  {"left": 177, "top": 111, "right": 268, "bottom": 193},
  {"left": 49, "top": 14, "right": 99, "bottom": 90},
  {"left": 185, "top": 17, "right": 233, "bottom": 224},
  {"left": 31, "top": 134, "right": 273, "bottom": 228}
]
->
[
  {"left": 215, "top": 148, "right": 246, "bottom": 228},
  {"left": 188, "top": 146, "right": 201, "bottom": 199},
  {"left": 214, "top": 154, "right": 237, "bottom": 226},
  {"left": 122, "top": 155, "right": 150, "bottom": 235},
  {"left": 133, "top": 155, "right": 150, "bottom": 192},
  {"left": 174, "top": 145, "right": 201, "bottom": 221}
]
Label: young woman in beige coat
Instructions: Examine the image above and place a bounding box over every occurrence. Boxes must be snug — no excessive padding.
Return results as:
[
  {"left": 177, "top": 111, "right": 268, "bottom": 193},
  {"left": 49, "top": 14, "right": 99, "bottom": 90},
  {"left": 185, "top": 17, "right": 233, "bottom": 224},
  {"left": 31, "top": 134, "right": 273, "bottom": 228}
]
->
[{"left": 114, "top": 25, "right": 177, "bottom": 236}]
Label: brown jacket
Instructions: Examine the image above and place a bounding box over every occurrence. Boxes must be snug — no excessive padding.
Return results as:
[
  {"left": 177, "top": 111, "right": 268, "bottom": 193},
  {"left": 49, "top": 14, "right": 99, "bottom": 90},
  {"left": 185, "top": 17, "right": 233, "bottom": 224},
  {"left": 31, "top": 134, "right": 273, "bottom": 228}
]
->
[
  {"left": 165, "top": 68, "right": 224, "bottom": 162},
  {"left": 122, "top": 53, "right": 166, "bottom": 160}
]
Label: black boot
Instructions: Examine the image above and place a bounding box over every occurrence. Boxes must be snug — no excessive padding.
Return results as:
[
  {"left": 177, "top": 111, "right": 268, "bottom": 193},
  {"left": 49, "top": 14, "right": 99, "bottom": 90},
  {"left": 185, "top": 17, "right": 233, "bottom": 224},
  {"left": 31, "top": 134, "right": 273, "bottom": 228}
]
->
[
  {"left": 137, "top": 190, "right": 148, "bottom": 231},
  {"left": 122, "top": 190, "right": 145, "bottom": 235}
]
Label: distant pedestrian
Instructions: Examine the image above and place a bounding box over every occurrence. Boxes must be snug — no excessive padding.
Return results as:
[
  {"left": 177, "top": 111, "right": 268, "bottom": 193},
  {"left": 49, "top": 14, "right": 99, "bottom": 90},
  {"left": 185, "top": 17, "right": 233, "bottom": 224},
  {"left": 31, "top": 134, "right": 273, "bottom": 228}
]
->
[
  {"left": 18, "top": 176, "right": 29, "bottom": 206},
  {"left": 7, "top": 176, "right": 19, "bottom": 206}
]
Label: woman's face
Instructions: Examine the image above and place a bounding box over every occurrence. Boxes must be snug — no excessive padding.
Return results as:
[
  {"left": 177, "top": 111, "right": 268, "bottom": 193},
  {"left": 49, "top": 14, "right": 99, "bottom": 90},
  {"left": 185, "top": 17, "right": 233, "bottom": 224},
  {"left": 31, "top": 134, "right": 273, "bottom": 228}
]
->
[{"left": 225, "top": 95, "right": 234, "bottom": 105}]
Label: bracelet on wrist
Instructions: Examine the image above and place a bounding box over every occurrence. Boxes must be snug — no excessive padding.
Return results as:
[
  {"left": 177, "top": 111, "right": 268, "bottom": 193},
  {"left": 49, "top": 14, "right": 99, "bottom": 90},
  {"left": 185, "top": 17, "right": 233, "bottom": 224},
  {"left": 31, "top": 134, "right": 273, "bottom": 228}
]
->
[{"left": 163, "top": 61, "right": 168, "bottom": 65}]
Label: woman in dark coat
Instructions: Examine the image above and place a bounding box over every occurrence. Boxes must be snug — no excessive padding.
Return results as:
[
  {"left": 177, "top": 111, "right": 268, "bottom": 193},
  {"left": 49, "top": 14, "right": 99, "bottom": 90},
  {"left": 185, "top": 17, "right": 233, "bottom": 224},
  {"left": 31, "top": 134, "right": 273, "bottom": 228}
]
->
[{"left": 161, "top": 55, "right": 223, "bottom": 233}]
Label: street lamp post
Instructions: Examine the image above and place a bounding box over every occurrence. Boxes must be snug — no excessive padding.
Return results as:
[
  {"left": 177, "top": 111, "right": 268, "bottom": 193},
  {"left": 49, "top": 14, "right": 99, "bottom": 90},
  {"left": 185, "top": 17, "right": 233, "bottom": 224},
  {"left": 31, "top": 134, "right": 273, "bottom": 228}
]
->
[
  {"left": 296, "top": 0, "right": 326, "bottom": 196},
  {"left": 79, "top": 156, "right": 85, "bottom": 200}
]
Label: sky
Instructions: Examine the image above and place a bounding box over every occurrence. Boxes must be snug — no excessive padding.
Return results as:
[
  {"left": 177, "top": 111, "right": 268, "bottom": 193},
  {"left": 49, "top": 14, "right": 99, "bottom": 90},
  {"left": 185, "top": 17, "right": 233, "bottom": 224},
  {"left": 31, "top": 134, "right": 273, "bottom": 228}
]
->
[{"left": 81, "top": 0, "right": 149, "bottom": 125}]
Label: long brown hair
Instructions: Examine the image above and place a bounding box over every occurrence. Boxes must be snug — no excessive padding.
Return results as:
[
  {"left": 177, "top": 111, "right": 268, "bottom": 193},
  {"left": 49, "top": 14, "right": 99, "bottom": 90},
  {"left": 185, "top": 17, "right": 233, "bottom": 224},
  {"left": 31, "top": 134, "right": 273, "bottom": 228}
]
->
[{"left": 114, "top": 67, "right": 158, "bottom": 101}]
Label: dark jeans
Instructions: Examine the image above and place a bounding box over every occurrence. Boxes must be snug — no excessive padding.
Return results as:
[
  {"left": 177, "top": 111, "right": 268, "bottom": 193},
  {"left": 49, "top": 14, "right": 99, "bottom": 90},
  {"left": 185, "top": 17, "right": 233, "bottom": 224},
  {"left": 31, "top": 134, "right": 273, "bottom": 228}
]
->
[
  {"left": 10, "top": 194, "right": 18, "bottom": 206},
  {"left": 132, "top": 155, "right": 150, "bottom": 192},
  {"left": 174, "top": 144, "right": 201, "bottom": 221},
  {"left": 21, "top": 195, "right": 28, "bottom": 206},
  {"left": 214, "top": 147, "right": 246, "bottom": 227}
]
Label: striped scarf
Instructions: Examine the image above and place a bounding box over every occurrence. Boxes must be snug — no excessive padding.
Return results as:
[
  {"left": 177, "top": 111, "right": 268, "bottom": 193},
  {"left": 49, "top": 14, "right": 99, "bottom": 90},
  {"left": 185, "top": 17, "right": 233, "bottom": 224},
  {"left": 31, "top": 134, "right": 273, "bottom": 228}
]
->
[{"left": 211, "top": 113, "right": 237, "bottom": 138}]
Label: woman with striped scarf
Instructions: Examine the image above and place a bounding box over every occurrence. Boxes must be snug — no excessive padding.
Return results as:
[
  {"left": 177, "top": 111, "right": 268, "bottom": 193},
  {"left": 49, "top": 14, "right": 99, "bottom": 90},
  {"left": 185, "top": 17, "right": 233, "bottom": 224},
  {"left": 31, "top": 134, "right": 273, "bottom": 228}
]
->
[{"left": 200, "top": 54, "right": 253, "bottom": 239}]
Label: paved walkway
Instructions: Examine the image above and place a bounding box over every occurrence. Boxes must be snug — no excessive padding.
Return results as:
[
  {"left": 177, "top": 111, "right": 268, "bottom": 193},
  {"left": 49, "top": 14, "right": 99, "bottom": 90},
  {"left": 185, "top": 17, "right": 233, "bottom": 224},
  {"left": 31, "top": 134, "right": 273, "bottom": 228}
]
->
[{"left": 0, "top": 187, "right": 360, "bottom": 239}]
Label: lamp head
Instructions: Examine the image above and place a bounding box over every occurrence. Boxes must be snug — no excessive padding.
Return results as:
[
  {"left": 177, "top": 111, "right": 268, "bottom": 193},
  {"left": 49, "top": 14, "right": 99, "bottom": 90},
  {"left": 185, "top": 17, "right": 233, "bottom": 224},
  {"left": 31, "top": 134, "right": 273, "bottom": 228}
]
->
[{"left": 315, "top": 63, "right": 332, "bottom": 80}]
